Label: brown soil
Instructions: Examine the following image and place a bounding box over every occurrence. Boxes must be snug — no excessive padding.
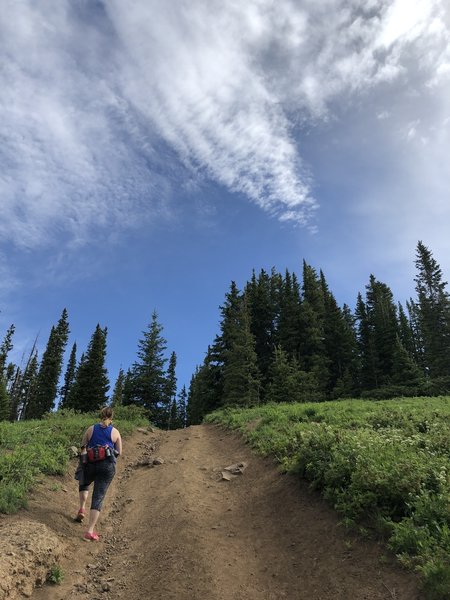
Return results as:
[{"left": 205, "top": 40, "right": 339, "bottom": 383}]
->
[{"left": 1, "top": 424, "right": 423, "bottom": 599}]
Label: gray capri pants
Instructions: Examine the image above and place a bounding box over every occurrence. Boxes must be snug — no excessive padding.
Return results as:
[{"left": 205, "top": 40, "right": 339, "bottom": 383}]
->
[{"left": 79, "top": 460, "right": 116, "bottom": 511}]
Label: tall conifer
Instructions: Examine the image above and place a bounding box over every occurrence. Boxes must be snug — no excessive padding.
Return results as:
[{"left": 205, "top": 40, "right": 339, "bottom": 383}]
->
[
  {"left": 67, "top": 325, "right": 109, "bottom": 412},
  {"left": 59, "top": 342, "right": 77, "bottom": 409},
  {"left": 26, "top": 309, "right": 70, "bottom": 418},
  {"left": 111, "top": 367, "right": 125, "bottom": 407},
  {"left": 414, "top": 241, "right": 450, "bottom": 377},
  {"left": 127, "top": 311, "right": 168, "bottom": 422}
]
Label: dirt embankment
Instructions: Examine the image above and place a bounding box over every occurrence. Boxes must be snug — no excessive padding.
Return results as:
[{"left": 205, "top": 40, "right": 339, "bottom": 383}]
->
[{"left": 0, "top": 425, "right": 423, "bottom": 600}]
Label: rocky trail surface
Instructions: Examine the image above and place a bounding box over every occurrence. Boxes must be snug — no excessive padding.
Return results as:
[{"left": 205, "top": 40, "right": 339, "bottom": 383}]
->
[{"left": 1, "top": 424, "right": 422, "bottom": 599}]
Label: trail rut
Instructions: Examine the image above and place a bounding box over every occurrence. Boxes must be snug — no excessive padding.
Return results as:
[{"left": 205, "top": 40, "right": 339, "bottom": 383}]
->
[{"left": 24, "top": 424, "right": 422, "bottom": 599}]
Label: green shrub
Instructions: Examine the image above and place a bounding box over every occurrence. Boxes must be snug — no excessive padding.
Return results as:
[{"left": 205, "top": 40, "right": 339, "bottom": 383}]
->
[{"left": 207, "top": 396, "right": 450, "bottom": 599}]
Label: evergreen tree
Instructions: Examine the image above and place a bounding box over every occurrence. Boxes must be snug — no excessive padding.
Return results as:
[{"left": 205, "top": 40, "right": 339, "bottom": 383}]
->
[
  {"left": 245, "top": 269, "right": 278, "bottom": 388},
  {"left": 122, "top": 368, "right": 134, "bottom": 406},
  {"left": 355, "top": 292, "right": 376, "bottom": 390},
  {"left": 186, "top": 347, "right": 223, "bottom": 424},
  {"left": 111, "top": 367, "right": 125, "bottom": 407},
  {"left": 365, "top": 275, "right": 399, "bottom": 386},
  {"left": 266, "top": 346, "right": 297, "bottom": 403},
  {"left": 406, "top": 299, "right": 425, "bottom": 371},
  {"left": 320, "top": 271, "right": 359, "bottom": 396},
  {"left": 277, "top": 270, "right": 302, "bottom": 358},
  {"left": 164, "top": 352, "right": 177, "bottom": 429},
  {"left": 26, "top": 309, "right": 70, "bottom": 419},
  {"left": 298, "top": 261, "right": 329, "bottom": 390},
  {"left": 0, "top": 324, "right": 15, "bottom": 375},
  {"left": 391, "top": 335, "right": 424, "bottom": 389},
  {"left": 127, "top": 311, "right": 168, "bottom": 422},
  {"left": 59, "top": 342, "right": 77, "bottom": 409},
  {"left": 221, "top": 296, "right": 261, "bottom": 407},
  {"left": 14, "top": 351, "right": 39, "bottom": 420},
  {"left": 67, "top": 325, "right": 109, "bottom": 412},
  {"left": 0, "top": 376, "right": 10, "bottom": 421},
  {"left": 414, "top": 241, "right": 450, "bottom": 377},
  {"left": 397, "top": 303, "right": 416, "bottom": 359},
  {"left": 177, "top": 385, "right": 187, "bottom": 428}
]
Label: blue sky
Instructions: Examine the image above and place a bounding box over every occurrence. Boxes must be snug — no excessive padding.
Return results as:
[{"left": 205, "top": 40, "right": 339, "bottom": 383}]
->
[{"left": 1, "top": 0, "right": 450, "bottom": 395}]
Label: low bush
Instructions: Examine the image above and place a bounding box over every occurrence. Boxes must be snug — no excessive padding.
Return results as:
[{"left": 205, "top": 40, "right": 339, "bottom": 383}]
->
[{"left": 206, "top": 396, "right": 450, "bottom": 599}]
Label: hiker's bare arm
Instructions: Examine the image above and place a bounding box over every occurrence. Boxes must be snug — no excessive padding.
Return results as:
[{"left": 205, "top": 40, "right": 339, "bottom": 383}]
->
[
  {"left": 113, "top": 428, "right": 122, "bottom": 455},
  {"left": 81, "top": 426, "right": 93, "bottom": 448}
]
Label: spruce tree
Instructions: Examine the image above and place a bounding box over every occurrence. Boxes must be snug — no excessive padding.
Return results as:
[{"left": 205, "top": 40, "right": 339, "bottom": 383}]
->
[
  {"left": 222, "top": 296, "right": 261, "bottom": 407},
  {"left": 59, "top": 342, "right": 77, "bottom": 409},
  {"left": 67, "top": 325, "right": 109, "bottom": 412},
  {"left": 186, "top": 347, "right": 223, "bottom": 424},
  {"left": 266, "top": 346, "right": 297, "bottom": 403},
  {"left": 320, "top": 271, "right": 359, "bottom": 396},
  {"left": 0, "top": 324, "right": 15, "bottom": 376},
  {"left": 298, "top": 261, "right": 329, "bottom": 390},
  {"left": 245, "top": 270, "right": 278, "bottom": 388},
  {"left": 26, "top": 309, "right": 70, "bottom": 418},
  {"left": 127, "top": 311, "right": 168, "bottom": 422},
  {"left": 277, "top": 270, "right": 302, "bottom": 358},
  {"left": 111, "top": 367, "right": 125, "bottom": 407},
  {"left": 355, "top": 292, "right": 376, "bottom": 390},
  {"left": 177, "top": 385, "right": 187, "bottom": 428},
  {"left": 14, "top": 351, "right": 39, "bottom": 420},
  {"left": 365, "top": 275, "right": 399, "bottom": 386},
  {"left": 414, "top": 241, "right": 450, "bottom": 378},
  {"left": 391, "top": 335, "right": 424, "bottom": 389},
  {"left": 164, "top": 352, "right": 177, "bottom": 429},
  {"left": 0, "top": 376, "right": 10, "bottom": 421}
]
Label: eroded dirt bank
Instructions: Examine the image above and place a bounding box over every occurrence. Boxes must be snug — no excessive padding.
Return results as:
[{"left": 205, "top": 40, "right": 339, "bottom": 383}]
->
[{"left": 2, "top": 425, "right": 422, "bottom": 599}]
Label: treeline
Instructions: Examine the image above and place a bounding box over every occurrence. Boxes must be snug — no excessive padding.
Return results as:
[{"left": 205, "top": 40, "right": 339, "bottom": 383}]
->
[
  {"left": 0, "top": 310, "right": 187, "bottom": 429},
  {"left": 187, "top": 241, "right": 450, "bottom": 424}
]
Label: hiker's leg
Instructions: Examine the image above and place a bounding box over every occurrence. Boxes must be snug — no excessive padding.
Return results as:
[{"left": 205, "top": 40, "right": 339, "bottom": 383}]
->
[
  {"left": 79, "top": 490, "right": 89, "bottom": 511},
  {"left": 87, "top": 508, "right": 100, "bottom": 534},
  {"left": 88, "top": 462, "right": 115, "bottom": 533}
]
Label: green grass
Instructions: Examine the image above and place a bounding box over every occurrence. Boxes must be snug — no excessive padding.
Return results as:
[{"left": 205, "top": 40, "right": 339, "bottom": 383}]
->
[
  {"left": 47, "top": 564, "right": 64, "bottom": 585},
  {"left": 0, "top": 405, "right": 149, "bottom": 514},
  {"left": 205, "top": 396, "right": 450, "bottom": 599}
]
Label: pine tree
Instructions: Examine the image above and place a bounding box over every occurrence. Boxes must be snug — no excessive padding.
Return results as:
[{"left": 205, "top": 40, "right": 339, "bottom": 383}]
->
[
  {"left": 0, "top": 324, "right": 15, "bottom": 376},
  {"left": 0, "top": 376, "right": 10, "bottom": 421},
  {"left": 265, "top": 346, "right": 297, "bottom": 403},
  {"left": 127, "top": 311, "right": 168, "bottom": 422},
  {"left": 59, "top": 342, "right": 77, "bottom": 409},
  {"left": 177, "top": 385, "right": 187, "bottom": 428},
  {"left": 355, "top": 292, "right": 376, "bottom": 390},
  {"left": 186, "top": 347, "right": 223, "bottom": 424},
  {"left": 26, "top": 309, "right": 70, "bottom": 419},
  {"left": 111, "top": 367, "right": 125, "bottom": 407},
  {"left": 164, "top": 352, "right": 177, "bottom": 429},
  {"left": 320, "top": 271, "right": 359, "bottom": 396},
  {"left": 245, "top": 270, "right": 278, "bottom": 388},
  {"left": 298, "top": 261, "right": 329, "bottom": 390},
  {"left": 391, "top": 335, "right": 424, "bottom": 389},
  {"left": 221, "top": 296, "right": 261, "bottom": 407},
  {"left": 414, "top": 241, "right": 450, "bottom": 377},
  {"left": 14, "top": 351, "right": 39, "bottom": 420},
  {"left": 277, "top": 270, "right": 302, "bottom": 358},
  {"left": 365, "top": 275, "right": 399, "bottom": 386},
  {"left": 67, "top": 325, "right": 109, "bottom": 412}
]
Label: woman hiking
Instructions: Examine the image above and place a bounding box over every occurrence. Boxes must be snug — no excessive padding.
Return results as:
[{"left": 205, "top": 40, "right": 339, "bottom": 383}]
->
[{"left": 75, "top": 406, "right": 122, "bottom": 541}]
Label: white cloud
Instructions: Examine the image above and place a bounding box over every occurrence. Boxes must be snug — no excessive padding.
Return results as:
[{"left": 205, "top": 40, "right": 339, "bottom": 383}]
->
[{"left": 0, "top": 0, "right": 449, "bottom": 251}]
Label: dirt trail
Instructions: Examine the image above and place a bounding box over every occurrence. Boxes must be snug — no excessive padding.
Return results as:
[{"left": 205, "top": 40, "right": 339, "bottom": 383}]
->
[{"left": 10, "top": 424, "right": 422, "bottom": 599}]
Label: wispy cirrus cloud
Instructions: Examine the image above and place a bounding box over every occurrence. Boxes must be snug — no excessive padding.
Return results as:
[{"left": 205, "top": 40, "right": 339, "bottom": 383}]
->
[{"left": 0, "top": 0, "right": 449, "bottom": 253}]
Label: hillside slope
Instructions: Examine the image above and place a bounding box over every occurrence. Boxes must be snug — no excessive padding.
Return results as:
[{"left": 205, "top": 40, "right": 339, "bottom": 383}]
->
[{"left": 3, "top": 425, "right": 421, "bottom": 599}]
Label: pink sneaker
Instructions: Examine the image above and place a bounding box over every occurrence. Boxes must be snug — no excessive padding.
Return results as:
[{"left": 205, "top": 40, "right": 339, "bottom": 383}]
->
[
  {"left": 83, "top": 531, "right": 99, "bottom": 541},
  {"left": 75, "top": 509, "right": 85, "bottom": 522}
]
